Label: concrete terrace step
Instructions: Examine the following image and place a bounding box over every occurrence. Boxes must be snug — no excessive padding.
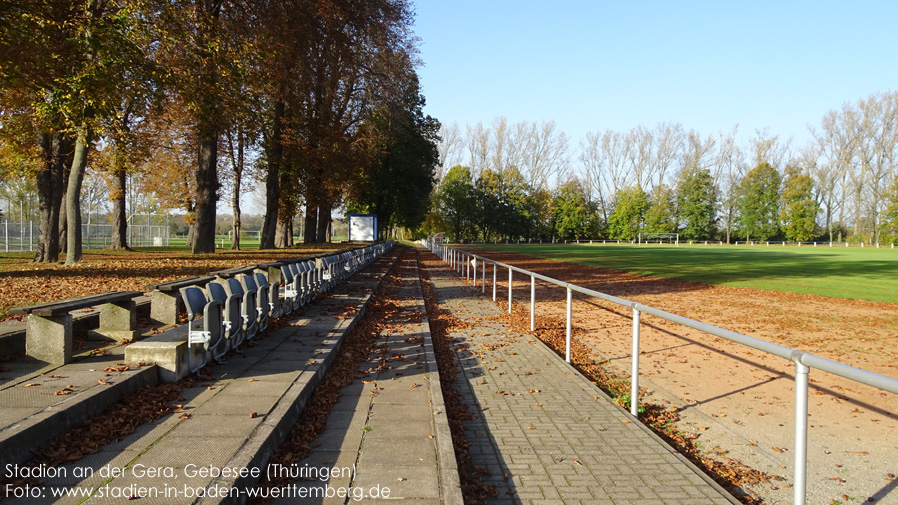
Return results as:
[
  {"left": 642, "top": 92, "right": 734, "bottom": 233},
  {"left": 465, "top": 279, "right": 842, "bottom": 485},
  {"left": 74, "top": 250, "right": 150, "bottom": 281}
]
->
[
  {"left": 1, "top": 252, "right": 397, "bottom": 504},
  {"left": 0, "top": 347, "right": 158, "bottom": 470}
]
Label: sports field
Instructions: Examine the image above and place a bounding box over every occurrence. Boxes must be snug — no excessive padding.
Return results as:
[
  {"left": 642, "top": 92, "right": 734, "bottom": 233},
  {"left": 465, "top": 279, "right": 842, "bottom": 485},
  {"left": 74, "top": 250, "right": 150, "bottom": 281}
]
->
[{"left": 478, "top": 243, "right": 898, "bottom": 303}]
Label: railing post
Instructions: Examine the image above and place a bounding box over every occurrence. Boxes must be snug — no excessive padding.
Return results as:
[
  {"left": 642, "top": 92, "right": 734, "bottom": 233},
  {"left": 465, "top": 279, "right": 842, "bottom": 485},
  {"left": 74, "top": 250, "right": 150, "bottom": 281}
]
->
[
  {"left": 630, "top": 308, "right": 641, "bottom": 417},
  {"left": 472, "top": 256, "right": 477, "bottom": 285},
  {"left": 530, "top": 275, "right": 535, "bottom": 331},
  {"left": 482, "top": 258, "right": 486, "bottom": 293},
  {"left": 508, "top": 268, "right": 513, "bottom": 313},
  {"left": 793, "top": 359, "right": 810, "bottom": 505},
  {"left": 492, "top": 263, "right": 497, "bottom": 301},
  {"left": 565, "top": 287, "right": 572, "bottom": 363}
]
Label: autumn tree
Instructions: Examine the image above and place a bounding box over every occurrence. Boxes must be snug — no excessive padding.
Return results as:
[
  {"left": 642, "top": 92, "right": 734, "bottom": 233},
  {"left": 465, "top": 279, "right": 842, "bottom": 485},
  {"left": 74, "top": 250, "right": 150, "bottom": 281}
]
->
[
  {"left": 471, "top": 169, "right": 505, "bottom": 242},
  {"left": 153, "top": 0, "right": 253, "bottom": 254},
  {"left": 607, "top": 186, "right": 649, "bottom": 240},
  {"left": 779, "top": 165, "right": 819, "bottom": 242},
  {"left": 553, "top": 177, "right": 599, "bottom": 240},
  {"left": 643, "top": 184, "right": 677, "bottom": 233},
  {"left": 882, "top": 174, "right": 898, "bottom": 242},
  {"left": 737, "top": 162, "right": 781, "bottom": 241},
  {"left": 677, "top": 166, "right": 717, "bottom": 240},
  {"left": 1, "top": 0, "right": 158, "bottom": 263},
  {"left": 350, "top": 51, "right": 439, "bottom": 238},
  {"left": 435, "top": 165, "right": 475, "bottom": 242}
]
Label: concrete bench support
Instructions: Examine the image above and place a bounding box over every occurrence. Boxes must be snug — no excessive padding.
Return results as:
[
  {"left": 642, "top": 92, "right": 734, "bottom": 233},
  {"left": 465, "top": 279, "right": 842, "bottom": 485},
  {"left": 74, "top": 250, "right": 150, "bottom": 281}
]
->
[
  {"left": 91, "top": 300, "right": 140, "bottom": 341},
  {"left": 125, "top": 323, "right": 191, "bottom": 383},
  {"left": 150, "top": 290, "right": 181, "bottom": 326},
  {"left": 25, "top": 314, "right": 73, "bottom": 364}
]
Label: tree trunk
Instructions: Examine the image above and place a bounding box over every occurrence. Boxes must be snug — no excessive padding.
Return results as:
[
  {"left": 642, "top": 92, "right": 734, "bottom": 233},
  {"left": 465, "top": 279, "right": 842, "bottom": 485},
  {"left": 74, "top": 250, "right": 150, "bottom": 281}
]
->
[
  {"left": 186, "top": 222, "right": 196, "bottom": 249},
  {"left": 228, "top": 125, "right": 244, "bottom": 250},
  {"left": 316, "top": 203, "right": 330, "bottom": 243},
  {"left": 65, "top": 126, "right": 92, "bottom": 265},
  {"left": 192, "top": 133, "right": 218, "bottom": 254},
  {"left": 231, "top": 207, "right": 241, "bottom": 249},
  {"left": 275, "top": 217, "right": 291, "bottom": 248},
  {"left": 34, "top": 131, "right": 68, "bottom": 263},
  {"left": 110, "top": 165, "right": 128, "bottom": 249},
  {"left": 304, "top": 205, "right": 318, "bottom": 244},
  {"left": 58, "top": 169, "right": 68, "bottom": 254},
  {"left": 260, "top": 101, "right": 283, "bottom": 249}
]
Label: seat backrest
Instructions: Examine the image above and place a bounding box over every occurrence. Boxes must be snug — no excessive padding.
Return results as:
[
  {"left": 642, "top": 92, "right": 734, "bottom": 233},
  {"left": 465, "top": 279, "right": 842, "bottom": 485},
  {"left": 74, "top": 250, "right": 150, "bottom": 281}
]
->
[
  {"left": 207, "top": 282, "right": 228, "bottom": 303},
  {"left": 180, "top": 286, "right": 208, "bottom": 321},
  {"left": 241, "top": 274, "right": 258, "bottom": 295},
  {"left": 280, "top": 265, "right": 294, "bottom": 284},
  {"left": 254, "top": 271, "right": 270, "bottom": 289},
  {"left": 226, "top": 277, "right": 245, "bottom": 297}
]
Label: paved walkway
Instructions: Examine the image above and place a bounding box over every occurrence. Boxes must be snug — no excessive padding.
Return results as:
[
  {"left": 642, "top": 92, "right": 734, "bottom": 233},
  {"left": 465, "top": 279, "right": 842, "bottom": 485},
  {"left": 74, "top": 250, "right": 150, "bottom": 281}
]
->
[
  {"left": 419, "top": 248, "right": 739, "bottom": 505},
  {"left": 273, "top": 251, "right": 460, "bottom": 505}
]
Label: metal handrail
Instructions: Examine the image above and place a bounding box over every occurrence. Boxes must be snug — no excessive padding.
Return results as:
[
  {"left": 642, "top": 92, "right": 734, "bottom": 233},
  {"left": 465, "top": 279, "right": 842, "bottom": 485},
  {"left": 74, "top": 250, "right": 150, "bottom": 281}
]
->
[{"left": 423, "top": 240, "right": 898, "bottom": 505}]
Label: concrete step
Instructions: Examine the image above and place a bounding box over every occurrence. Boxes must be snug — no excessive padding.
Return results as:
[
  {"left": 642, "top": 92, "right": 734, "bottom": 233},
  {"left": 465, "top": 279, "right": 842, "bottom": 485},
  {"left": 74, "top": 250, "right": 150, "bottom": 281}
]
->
[{"left": 0, "top": 347, "right": 159, "bottom": 469}]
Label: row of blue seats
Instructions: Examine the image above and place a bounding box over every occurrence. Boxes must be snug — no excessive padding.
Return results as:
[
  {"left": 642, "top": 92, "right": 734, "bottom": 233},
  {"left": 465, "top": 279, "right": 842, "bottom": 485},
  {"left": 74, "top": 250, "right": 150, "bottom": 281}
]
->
[{"left": 177, "top": 243, "right": 393, "bottom": 374}]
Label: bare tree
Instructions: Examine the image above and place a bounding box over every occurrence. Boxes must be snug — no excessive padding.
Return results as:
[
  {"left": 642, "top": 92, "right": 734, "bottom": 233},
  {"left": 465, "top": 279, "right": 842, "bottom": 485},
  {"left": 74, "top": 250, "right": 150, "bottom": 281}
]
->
[
  {"left": 855, "top": 91, "right": 898, "bottom": 242},
  {"left": 714, "top": 125, "right": 745, "bottom": 243},
  {"left": 465, "top": 122, "right": 490, "bottom": 179},
  {"left": 681, "top": 129, "right": 716, "bottom": 172},
  {"left": 750, "top": 128, "right": 792, "bottom": 169},
  {"left": 579, "top": 132, "right": 610, "bottom": 221},
  {"left": 650, "top": 122, "right": 685, "bottom": 190},
  {"left": 437, "top": 122, "right": 463, "bottom": 180},
  {"left": 522, "top": 120, "right": 569, "bottom": 190},
  {"left": 625, "top": 125, "right": 653, "bottom": 191}
]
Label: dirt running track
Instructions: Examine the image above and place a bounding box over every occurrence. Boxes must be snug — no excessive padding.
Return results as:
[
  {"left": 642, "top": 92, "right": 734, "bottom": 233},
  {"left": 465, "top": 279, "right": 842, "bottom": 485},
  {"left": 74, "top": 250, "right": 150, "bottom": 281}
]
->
[{"left": 462, "top": 248, "right": 898, "bottom": 505}]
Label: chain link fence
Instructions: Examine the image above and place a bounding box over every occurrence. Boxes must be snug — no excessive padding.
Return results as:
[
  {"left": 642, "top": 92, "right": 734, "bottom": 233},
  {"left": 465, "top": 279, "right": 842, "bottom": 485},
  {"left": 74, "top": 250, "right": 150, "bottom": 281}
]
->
[{"left": 1, "top": 215, "right": 170, "bottom": 252}]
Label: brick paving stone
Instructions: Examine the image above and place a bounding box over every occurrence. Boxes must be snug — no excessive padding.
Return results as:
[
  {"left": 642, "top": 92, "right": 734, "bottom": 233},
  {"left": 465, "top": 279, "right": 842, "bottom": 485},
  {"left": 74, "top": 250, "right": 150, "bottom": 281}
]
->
[{"left": 420, "top": 250, "right": 739, "bottom": 505}]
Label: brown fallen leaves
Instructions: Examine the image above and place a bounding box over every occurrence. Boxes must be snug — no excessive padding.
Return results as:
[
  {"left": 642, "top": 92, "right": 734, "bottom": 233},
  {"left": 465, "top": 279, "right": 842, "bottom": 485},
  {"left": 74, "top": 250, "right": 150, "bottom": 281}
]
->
[{"left": 0, "top": 247, "right": 348, "bottom": 322}]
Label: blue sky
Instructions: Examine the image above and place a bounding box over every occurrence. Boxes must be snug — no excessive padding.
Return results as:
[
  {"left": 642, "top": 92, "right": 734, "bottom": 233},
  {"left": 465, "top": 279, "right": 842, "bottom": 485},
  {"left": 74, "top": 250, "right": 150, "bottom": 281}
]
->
[{"left": 413, "top": 1, "right": 898, "bottom": 149}]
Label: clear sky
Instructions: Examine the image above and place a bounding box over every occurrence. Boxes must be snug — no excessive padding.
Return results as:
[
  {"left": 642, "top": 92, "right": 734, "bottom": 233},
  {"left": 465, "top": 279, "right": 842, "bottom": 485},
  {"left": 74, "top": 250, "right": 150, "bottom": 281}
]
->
[{"left": 413, "top": 1, "right": 898, "bottom": 151}]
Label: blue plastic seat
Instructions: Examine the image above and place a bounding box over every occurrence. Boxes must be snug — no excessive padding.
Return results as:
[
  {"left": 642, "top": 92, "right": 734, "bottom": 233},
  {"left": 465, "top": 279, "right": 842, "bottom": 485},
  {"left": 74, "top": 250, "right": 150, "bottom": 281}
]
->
[
  {"left": 226, "top": 277, "right": 258, "bottom": 340},
  {"left": 207, "top": 281, "right": 243, "bottom": 349},
  {"left": 179, "top": 286, "right": 224, "bottom": 373}
]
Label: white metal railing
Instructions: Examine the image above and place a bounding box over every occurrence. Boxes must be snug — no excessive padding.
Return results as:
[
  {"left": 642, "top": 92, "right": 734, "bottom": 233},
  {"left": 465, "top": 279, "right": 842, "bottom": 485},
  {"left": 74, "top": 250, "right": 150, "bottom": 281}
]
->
[{"left": 422, "top": 240, "right": 898, "bottom": 505}]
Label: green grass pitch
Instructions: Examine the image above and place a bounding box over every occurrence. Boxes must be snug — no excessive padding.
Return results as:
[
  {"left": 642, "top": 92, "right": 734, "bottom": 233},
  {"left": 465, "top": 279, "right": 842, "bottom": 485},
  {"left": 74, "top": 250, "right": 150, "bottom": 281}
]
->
[{"left": 477, "top": 243, "right": 898, "bottom": 303}]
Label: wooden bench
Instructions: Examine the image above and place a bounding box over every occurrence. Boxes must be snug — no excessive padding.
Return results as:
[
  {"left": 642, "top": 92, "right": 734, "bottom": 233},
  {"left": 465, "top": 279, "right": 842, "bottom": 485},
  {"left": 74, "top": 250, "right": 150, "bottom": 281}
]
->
[
  {"left": 9, "top": 291, "right": 145, "bottom": 364},
  {"left": 145, "top": 276, "right": 216, "bottom": 326}
]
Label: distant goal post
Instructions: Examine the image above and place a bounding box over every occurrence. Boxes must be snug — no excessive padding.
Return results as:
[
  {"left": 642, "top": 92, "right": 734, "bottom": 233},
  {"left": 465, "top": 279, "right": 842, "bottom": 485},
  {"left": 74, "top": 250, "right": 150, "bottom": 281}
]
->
[{"left": 637, "top": 232, "right": 679, "bottom": 245}]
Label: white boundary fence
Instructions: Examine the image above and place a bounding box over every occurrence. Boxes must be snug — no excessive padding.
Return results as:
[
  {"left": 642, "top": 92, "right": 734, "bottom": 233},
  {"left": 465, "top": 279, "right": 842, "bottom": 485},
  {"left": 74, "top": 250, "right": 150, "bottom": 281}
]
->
[{"left": 422, "top": 240, "right": 898, "bottom": 505}]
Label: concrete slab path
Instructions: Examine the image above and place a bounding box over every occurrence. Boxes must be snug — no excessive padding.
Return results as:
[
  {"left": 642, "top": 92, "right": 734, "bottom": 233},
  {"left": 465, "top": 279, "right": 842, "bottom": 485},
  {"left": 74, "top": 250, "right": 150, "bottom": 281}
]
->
[{"left": 272, "top": 251, "right": 461, "bottom": 505}]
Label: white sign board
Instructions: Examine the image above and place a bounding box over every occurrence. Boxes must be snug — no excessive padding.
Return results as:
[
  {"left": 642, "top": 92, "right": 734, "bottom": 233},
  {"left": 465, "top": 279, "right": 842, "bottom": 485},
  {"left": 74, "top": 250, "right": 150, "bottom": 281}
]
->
[{"left": 348, "top": 214, "right": 377, "bottom": 242}]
